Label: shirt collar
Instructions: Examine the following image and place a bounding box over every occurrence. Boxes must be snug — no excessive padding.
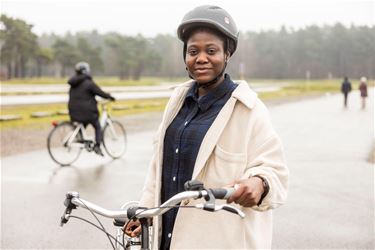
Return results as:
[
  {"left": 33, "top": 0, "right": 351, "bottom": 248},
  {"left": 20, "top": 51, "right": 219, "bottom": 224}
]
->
[{"left": 185, "top": 74, "right": 236, "bottom": 112}]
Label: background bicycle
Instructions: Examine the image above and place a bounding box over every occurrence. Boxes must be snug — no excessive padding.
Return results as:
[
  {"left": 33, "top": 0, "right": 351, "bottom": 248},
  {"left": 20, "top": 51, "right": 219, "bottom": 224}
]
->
[{"left": 47, "top": 101, "right": 127, "bottom": 166}]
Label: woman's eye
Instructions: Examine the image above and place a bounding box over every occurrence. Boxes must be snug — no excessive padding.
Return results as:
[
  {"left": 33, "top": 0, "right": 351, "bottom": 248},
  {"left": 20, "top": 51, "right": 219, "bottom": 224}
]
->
[
  {"left": 207, "top": 48, "right": 216, "bottom": 54},
  {"left": 188, "top": 50, "right": 197, "bottom": 56}
]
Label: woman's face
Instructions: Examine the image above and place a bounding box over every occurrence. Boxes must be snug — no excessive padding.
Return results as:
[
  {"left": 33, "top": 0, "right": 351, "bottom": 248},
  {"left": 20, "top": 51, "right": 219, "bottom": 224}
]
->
[{"left": 185, "top": 30, "right": 229, "bottom": 84}]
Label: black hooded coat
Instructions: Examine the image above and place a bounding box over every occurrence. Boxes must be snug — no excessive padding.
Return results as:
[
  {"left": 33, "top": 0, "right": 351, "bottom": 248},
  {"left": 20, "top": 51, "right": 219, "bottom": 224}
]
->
[{"left": 67, "top": 74, "right": 112, "bottom": 122}]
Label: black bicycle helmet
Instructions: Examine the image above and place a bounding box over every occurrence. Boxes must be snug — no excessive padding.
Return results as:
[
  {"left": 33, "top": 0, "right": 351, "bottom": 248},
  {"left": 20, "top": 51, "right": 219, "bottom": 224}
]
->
[{"left": 177, "top": 5, "right": 239, "bottom": 55}]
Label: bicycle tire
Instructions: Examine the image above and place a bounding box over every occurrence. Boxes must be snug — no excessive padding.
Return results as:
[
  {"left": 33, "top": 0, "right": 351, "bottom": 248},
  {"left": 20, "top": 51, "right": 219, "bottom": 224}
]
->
[
  {"left": 47, "top": 121, "right": 82, "bottom": 166},
  {"left": 103, "top": 120, "right": 127, "bottom": 159}
]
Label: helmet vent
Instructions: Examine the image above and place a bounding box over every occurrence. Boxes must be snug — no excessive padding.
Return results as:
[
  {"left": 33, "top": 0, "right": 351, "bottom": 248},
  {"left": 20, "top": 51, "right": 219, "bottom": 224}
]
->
[{"left": 208, "top": 6, "right": 221, "bottom": 10}]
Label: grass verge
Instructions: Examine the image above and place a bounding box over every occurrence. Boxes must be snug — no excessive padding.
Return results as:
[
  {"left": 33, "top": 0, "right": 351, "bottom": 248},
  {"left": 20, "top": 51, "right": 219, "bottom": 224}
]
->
[
  {"left": 0, "top": 99, "right": 168, "bottom": 130},
  {"left": 1, "top": 77, "right": 186, "bottom": 86}
]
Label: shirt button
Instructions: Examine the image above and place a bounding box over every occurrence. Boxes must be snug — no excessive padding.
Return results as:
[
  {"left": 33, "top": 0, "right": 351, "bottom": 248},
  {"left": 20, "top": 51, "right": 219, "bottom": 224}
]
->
[
  {"left": 184, "top": 121, "right": 188, "bottom": 126},
  {"left": 175, "top": 148, "right": 179, "bottom": 153},
  {"left": 168, "top": 233, "right": 172, "bottom": 238},
  {"left": 173, "top": 176, "right": 176, "bottom": 181}
]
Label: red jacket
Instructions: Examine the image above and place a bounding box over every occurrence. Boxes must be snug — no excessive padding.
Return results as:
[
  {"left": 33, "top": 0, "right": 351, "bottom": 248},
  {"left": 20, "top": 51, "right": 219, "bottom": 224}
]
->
[{"left": 359, "top": 82, "right": 368, "bottom": 97}]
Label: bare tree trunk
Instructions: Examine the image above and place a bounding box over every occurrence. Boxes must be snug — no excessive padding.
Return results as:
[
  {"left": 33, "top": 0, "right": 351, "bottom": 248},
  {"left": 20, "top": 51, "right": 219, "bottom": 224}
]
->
[
  {"left": 14, "top": 58, "right": 20, "bottom": 78},
  {"left": 54, "top": 62, "right": 60, "bottom": 78},
  {"left": 7, "top": 62, "right": 12, "bottom": 79},
  {"left": 61, "top": 65, "right": 65, "bottom": 78},
  {"left": 132, "top": 62, "right": 144, "bottom": 80},
  {"left": 36, "top": 61, "right": 42, "bottom": 77},
  {"left": 20, "top": 57, "right": 26, "bottom": 78}
]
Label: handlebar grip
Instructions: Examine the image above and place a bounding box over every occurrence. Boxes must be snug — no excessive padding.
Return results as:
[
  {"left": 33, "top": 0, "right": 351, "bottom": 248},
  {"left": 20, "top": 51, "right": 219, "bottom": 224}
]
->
[{"left": 210, "top": 188, "right": 235, "bottom": 199}]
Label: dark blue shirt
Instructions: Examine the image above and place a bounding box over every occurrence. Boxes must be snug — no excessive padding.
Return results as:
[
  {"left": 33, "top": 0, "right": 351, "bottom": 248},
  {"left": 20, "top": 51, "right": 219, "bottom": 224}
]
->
[{"left": 160, "top": 74, "right": 237, "bottom": 249}]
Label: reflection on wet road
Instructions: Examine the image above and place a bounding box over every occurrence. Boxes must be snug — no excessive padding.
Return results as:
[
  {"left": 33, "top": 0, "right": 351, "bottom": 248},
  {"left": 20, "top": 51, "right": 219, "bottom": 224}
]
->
[{"left": 2, "top": 131, "right": 155, "bottom": 249}]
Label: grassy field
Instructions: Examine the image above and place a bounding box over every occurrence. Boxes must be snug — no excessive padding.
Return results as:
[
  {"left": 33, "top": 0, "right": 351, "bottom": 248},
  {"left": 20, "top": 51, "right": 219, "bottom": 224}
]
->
[
  {"left": 0, "top": 99, "right": 168, "bottom": 130},
  {"left": 1, "top": 76, "right": 186, "bottom": 86},
  {"left": 258, "top": 79, "right": 361, "bottom": 100}
]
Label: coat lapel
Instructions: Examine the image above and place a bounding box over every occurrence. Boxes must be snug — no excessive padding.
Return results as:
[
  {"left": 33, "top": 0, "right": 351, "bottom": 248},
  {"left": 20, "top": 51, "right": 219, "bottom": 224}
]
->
[
  {"left": 155, "top": 81, "right": 192, "bottom": 199},
  {"left": 191, "top": 81, "right": 258, "bottom": 179},
  {"left": 192, "top": 96, "right": 237, "bottom": 179}
]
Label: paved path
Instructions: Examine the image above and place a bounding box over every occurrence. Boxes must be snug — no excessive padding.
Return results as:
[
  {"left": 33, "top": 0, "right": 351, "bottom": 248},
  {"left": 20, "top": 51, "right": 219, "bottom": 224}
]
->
[
  {"left": 271, "top": 90, "right": 374, "bottom": 249},
  {"left": 0, "top": 91, "right": 173, "bottom": 105},
  {"left": 1, "top": 90, "right": 373, "bottom": 249},
  {"left": 0, "top": 82, "right": 282, "bottom": 105}
]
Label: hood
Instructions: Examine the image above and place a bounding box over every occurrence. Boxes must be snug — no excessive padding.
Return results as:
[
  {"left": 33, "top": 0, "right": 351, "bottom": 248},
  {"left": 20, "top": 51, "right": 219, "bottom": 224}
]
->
[{"left": 67, "top": 74, "right": 91, "bottom": 87}]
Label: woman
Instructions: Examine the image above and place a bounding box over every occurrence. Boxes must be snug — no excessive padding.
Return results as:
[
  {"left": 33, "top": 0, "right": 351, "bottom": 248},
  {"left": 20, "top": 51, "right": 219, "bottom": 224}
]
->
[
  {"left": 125, "top": 5, "right": 289, "bottom": 249},
  {"left": 359, "top": 76, "right": 368, "bottom": 109}
]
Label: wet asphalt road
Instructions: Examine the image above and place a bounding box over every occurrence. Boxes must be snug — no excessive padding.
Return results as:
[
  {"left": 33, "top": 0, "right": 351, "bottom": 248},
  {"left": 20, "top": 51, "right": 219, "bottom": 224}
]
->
[
  {"left": 2, "top": 131, "right": 155, "bottom": 249},
  {"left": 1, "top": 90, "right": 374, "bottom": 249}
]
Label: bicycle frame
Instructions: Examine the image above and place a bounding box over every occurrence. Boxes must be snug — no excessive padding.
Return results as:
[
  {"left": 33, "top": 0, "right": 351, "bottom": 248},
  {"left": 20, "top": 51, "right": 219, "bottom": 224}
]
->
[
  {"left": 100, "top": 101, "right": 111, "bottom": 127},
  {"left": 64, "top": 124, "right": 91, "bottom": 149},
  {"left": 100, "top": 102, "right": 121, "bottom": 140},
  {"left": 100, "top": 106, "right": 109, "bottom": 128},
  {"left": 65, "top": 101, "right": 113, "bottom": 148}
]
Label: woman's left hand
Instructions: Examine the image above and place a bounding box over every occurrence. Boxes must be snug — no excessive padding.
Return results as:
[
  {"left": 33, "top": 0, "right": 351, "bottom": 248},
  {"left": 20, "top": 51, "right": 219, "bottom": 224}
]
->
[{"left": 226, "top": 177, "right": 264, "bottom": 207}]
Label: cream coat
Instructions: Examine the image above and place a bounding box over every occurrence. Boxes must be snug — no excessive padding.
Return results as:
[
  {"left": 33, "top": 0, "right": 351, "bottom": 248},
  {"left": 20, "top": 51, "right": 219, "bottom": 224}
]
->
[{"left": 139, "top": 80, "right": 289, "bottom": 249}]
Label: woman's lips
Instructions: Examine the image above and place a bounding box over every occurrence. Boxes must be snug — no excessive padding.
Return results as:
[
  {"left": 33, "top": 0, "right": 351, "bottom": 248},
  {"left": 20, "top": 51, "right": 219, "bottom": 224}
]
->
[{"left": 195, "top": 68, "right": 211, "bottom": 74}]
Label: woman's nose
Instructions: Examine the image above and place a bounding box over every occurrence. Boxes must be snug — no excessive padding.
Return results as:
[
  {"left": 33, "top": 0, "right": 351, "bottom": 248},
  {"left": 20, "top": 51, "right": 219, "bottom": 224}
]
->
[{"left": 196, "top": 52, "right": 208, "bottom": 63}]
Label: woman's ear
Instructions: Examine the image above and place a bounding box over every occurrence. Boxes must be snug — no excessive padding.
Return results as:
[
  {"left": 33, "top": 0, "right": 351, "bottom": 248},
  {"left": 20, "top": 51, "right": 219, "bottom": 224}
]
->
[{"left": 225, "top": 51, "right": 231, "bottom": 63}]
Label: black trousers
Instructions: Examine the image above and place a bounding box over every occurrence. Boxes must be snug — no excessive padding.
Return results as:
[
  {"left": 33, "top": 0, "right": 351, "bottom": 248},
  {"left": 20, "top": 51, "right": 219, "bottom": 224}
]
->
[{"left": 83, "top": 119, "right": 102, "bottom": 145}]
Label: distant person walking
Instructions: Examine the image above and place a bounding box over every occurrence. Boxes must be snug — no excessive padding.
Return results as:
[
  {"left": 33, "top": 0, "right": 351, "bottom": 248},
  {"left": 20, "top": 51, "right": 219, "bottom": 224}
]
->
[
  {"left": 67, "top": 61, "right": 115, "bottom": 156},
  {"left": 341, "top": 77, "right": 352, "bottom": 108},
  {"left": 359, "top": 77, "right": 368, "bottom": 109}
]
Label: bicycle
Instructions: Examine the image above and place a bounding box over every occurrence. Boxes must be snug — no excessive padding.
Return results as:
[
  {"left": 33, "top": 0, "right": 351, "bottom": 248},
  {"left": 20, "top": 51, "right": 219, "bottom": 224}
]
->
[
  {"left": 60, "top": 180, "right": 244, "bottom": 250},
  {"left": 47, "top": 100, "right": 127, "bottom": 166}
]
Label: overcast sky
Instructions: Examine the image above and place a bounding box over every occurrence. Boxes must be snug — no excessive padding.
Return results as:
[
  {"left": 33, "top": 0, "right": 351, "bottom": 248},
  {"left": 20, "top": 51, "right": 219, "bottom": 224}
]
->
[{"left": 1, "top": 0, "right": 374, "bottom": 36}]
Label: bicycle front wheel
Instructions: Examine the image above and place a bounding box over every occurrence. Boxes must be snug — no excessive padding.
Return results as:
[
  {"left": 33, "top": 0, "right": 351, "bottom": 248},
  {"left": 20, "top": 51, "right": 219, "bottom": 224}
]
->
[
  {"left": 103, "top": 120, "right": 127, "bottom": 159},
  {"left": 47, "top": 122, "right": 82, "bottom": 166}
]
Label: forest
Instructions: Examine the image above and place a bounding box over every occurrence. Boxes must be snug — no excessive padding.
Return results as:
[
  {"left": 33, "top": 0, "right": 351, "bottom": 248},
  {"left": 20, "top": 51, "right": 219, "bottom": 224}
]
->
[{"left": 1, "top": 14, "right": 374, "bottom": 80}]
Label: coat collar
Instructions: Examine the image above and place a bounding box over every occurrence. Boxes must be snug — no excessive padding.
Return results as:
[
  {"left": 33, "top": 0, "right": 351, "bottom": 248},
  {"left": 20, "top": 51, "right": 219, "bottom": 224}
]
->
[
  {"left": 231, "top": 80, "right": 258, "bottom": 109},
  {"left": 175, "top": 79, "right": 258, "bottom": 110}
]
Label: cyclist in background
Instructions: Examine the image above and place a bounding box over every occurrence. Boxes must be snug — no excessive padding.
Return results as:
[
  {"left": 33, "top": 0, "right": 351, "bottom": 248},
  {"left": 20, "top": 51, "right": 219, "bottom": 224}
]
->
[{"left": 67, "top": 62, "right": 115, "bottom": 156}]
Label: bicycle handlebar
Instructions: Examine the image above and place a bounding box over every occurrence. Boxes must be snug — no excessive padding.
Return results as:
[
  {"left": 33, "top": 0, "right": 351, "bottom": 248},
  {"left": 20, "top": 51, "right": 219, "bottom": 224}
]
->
[
  {"left": 99, "top": 99, "right": 113, "bottom": 105},
  {"left": 61, "top": 186, "right": 244, "bottom": 227}
]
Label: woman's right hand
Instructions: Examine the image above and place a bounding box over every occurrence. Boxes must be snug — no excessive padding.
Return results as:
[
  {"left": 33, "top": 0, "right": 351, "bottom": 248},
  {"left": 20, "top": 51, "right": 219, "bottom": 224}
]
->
[{"left": 123, "top": 219, "right": 141, "bottom": 237}]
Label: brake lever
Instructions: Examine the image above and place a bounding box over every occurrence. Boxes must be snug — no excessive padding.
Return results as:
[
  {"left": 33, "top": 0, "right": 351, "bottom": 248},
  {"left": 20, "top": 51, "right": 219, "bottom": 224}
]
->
[
  {"left": 60, "top": 191, "right": 79, "bottom": 227},
  {"left": 219, "top": 204, "right": 245, "bottom": 218},
  {"left": 60, "top": 208, "right": 76, "bottom": 226},
  {"left": 195, "top": 204, "right": 245, "bottom": 218}
]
